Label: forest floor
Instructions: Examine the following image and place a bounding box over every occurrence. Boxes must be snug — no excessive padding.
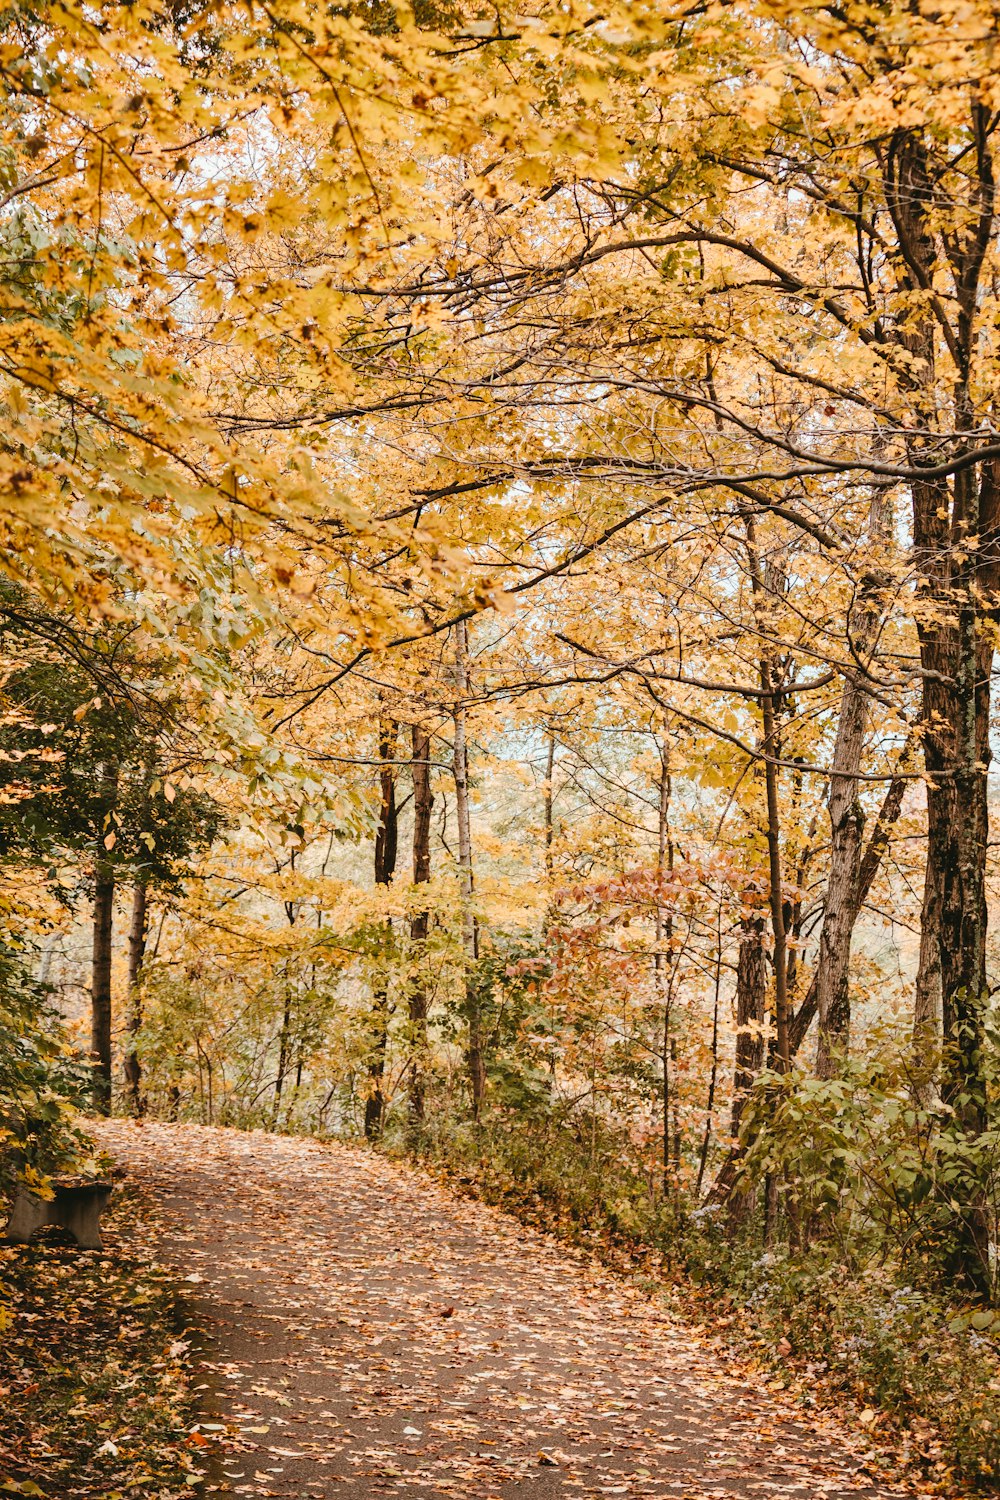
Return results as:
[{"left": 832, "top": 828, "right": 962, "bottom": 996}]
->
[
  {"left": 0, "top": 1170, "right": 201, "bottom": 1499},
  {"left": 88, "top": 1120, "right": 941, "bottom": 1500}
]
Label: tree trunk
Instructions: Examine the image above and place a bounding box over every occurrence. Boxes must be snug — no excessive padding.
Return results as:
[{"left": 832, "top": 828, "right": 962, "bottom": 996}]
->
[
  {"left": 707, "top": 912, "right": 766, "bottom": 1214},
  {"left": 653, "top": 738, "right": 675, "bottom": 1194},
  {"left": 274, "top": 984, "right": 293, "bottom": 1126},
  {"left": 742, "top": 514, "right": 789, "bottom": 1071},
  {"left": 731, "top": 914, "right": 767, "bottom": 1136},
  {"left": 759, "top": 672, "right": 790, "bottom": 1071},
  {"left": 915, "top": 516, "right": 992, "bottom": 1287},
  {"left": 695, "top": 911, "right": 723, "bottom": 1196},
  {"left": 91, "top": 859, "right": 115, "bottom": 1115},
  {"left": 814, "top": 495, "right": 889, "bottom": 1076},
  {"left": 273, "top": 857, "right": 299, "bottom": 1128},
  {"left": 122, "top": 880, "right": 147, "bottom": 1117},
  {"left": 366, "top": 717, "right": 398, "bottom": 1140},
  {"left": 813, "top": 719, "right": 865, "bottom": 1079},
  {"left": 788, "top": 757, "right": 910, "bottom": 1057},
  {"left": 913, "top": 860, "right": 943, "bottom": 1049},
  {"left": 884, "top": 127, "right": 995, "bottom": 1292},
  {"left": 543, "top": 730, "right": 555, "bottom": 884},
  {"left": 542, "top": 729, "right": 557, "bottom": 946},
  {"left": 712, "top": 760, "right": 909, "bottom": 1208},
  {"left": 408, "top": 720, "right": 433, "bottom": 1127},
  {"left": 453, "top": 620, "right": 484, "bottom": 1119}
]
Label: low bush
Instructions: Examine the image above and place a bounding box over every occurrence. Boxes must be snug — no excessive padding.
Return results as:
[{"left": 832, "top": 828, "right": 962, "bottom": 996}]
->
[
  {"left": 0, "top": 1186, "right": 203, "bottom": 1498},
  {"left": 0, "top": 942, "right": 92, "bottom": 1202},
  {"left": 395, "top": 1094, "right": 1000, "bottom": 1492}
]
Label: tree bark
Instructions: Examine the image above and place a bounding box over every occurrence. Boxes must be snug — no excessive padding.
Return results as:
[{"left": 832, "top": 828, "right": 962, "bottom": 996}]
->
[
  {"left": 731, "top": 914, "right": 767, "bottom": 1137},
  {"left": 913, "top": 859, "right": 943, "bottom": 1048},
  {"left": 883, "top": 126, "right": 996, "bottom": 1291},
  {"left": 814, "top": 501, "right": 888, "bottom": 1075},
  {"left": 740, "top": 512, "right": 790, "bottom": 1071},
  {"left": 695, "top": 911, "right": 723, "bottom": 1196},
  {"left": 813, "top": 714, "right": 866, "bottom": 1077},
  {"left": 914, "top": 479, "right": 992, "bottom": 1286},
  {"left": 759, "top": 671, "right": 790, "bottom": 1072},
  {"left": 408, "top": 720, "right": 433, "bottom": 1126},
  {"left": 653, "top": 738, "right": 675, "bottom": 1194},
  {"left": 790, "top": 731, "right": 912, "bottom": 1062},
  {"left": 543, "top": 730, "right": 555, "bottom": 881},
  {"left": 273, "top": 856, "right": 301, "bottom": 1128},
  {"left": 91, "top": 859, "right": 115, "bottom": 1115},
  {"left": 90, "top": 759, "right": 118, "bottom": 1116},
  {"left": 453, "top": 620, "right": 484, "bottom": 1119},
  {"left": 543, "top": 728, "right": 557, "bottom": 944},
  {"left": 365, "top": 717, "right": 398, "bottom": 1140},
  {"left": 711, "top": 761, "right": 909, "bottom": 1207},
  {"left": 708, "top": 912, "right": 767, "bottom": 1214},
  {"left": 122, "top": 880, "right": 147, "bottom": 1117}
]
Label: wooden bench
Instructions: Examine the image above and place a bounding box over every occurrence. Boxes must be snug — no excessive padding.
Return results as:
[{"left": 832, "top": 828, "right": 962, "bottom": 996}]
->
[{"left": 2, "top": 1181, "right": 113, "bottom": 1250}]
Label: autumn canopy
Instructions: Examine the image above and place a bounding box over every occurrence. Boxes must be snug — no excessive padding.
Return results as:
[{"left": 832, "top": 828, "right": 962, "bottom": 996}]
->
[{"left": 2, "top": 0, "right": 1000, "bottom": 1481}]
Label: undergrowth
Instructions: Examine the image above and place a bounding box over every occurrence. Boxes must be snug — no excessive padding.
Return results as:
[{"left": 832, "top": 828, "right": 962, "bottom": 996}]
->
[
  {"left": 390, "top": 1105, "right": 1000, "bottom": 1494},
  {"left": 0, "top": 1184, "right": 204, "bottom": 1500}
]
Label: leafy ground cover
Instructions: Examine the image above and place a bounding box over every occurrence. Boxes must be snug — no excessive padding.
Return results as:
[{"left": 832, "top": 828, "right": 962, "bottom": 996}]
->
[
  {"left": 405, "top": 1112, "right": 1000, "bottom": 1494},
  {"left": 0, "top": 1182, "right": 205, "bottom": 1500},
  {"left": 98, "top": 1119, "right": 920, "bottom": 1500}
]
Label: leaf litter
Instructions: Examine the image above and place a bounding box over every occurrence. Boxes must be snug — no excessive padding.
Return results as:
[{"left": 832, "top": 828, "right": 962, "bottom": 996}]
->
[
  {"left": 0, "top": 1179, "right": 203, "bottom": 1498},
  {"left": 97, "top": 1121, "right": 941, "bottom": 1500}
]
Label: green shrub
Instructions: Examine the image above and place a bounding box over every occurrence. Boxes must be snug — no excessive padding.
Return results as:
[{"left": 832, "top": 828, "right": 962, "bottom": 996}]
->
[
  {"left": 0, "top": 941, "right": 91, "bottom": 1201},
  {"left": 736, "top": 1051, "right": 1000, "bottom": 1296},
  {"left": 399, "top": 1085, "right": 1000, "bottom": 1490},
  {"left": 723, "top": 1248, "right": 1000, "bottom": 1483}
]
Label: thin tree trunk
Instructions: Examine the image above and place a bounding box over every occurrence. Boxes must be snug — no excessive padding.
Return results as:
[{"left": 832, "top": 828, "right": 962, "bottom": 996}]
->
[
  {"left": 913, "top": 866, "right": 943, "bottom": 1047},
  {"left": 695, "top": 911, "right": 723, "bottom": 1197},
  {"left": 543, "top": 729, "right": 557, "bottom": 949},
  {"left": 712, "top": 759, "right": 911, "bottom": 1209},
  {"left": 912, "top": 851, "right": 943, "bottom": 1108},
  {"left": 885, "top": 129, "right": 994, "bottom": 1292},
  {"left": 813, "top": 699, "right": 868, "bottom": 1076},
  {"left": 90, "top": 758, "right": 118, "bottom": 1116},
  {"left": 364, "top": 974, "right": 392, "bottom": 1139},
  {"left": 91, "top": 859, "right": 115, "bottom": 1115},
  {"left": 273, "top": 856, "right": 299, "bottom": 1127},
  {"left": 731, "top": 915, "right": 767, "bottom": 1136},
  {"left": 784, "top": 810, "right": 816, "bottom": 1006},
  {"left": 653, "top": 739, "right": 675, "bottom": 1195},
  {"left": 788, "top": 757, "right": 910, "bottom": 1056},
  {"left": 122, "top": 880, "right": 147, "bottom": 1117},
  {"left": 814, "top": 495, "right": 888, "bottom": 1077},
  {"left": 544, "top": 730, "right": 555, "bottom": 882},
  {"left": 542, "top": 733, "right": 559, "bottom": 1092},
  {"left": 742, "top": 514, "right": 789, "bottom": 1071},
  {"left": 709, "top": 912, "right": 767, "bottom": 1213},
  {"left": 453, "top": 620, "right": 484, "bottom": 1118},
  {"left": 274, "top": 984, "right": 293, "bottom": 1125},
  {"left": 408, "top": 721, "right": 433, "bottom": 1127},
  {"left": 366, "top": 717, "right": 398, "bottom": 1140},
  {"left": 759, "top": 671, "right": 790, "bottom": 1072}
]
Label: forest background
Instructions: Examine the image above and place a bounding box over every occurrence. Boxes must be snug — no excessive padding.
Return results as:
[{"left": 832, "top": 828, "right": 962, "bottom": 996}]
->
[{"left": 2, "top": 0, "right": 1000, "bottom": 1487}]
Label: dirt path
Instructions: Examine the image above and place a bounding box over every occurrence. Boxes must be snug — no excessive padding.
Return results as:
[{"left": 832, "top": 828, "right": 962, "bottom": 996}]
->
[{"left": 99, "top": 1121, "right": 923, "bottom": 1500}]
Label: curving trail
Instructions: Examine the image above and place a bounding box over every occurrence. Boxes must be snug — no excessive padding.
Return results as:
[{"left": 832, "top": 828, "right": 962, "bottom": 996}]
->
[{"left": 99, "top": 1121, "right": 921, "bottom": 1500}]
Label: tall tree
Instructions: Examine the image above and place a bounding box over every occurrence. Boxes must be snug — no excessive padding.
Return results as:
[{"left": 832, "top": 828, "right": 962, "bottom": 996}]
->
[
  {"left": 408, "top": 721, "right": 434, "bottom": 1127},
  {"left": 453, "top": 621, "right": 484, "bottom": 1119},
  {"left": 122, "top": 879, "right": 148, "bottom": 1117},
  {"left": 365, "top": 718, "right": 399, "bottom": 1139}
]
